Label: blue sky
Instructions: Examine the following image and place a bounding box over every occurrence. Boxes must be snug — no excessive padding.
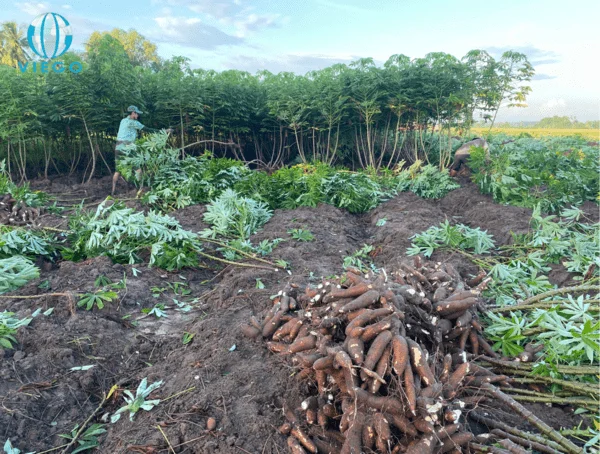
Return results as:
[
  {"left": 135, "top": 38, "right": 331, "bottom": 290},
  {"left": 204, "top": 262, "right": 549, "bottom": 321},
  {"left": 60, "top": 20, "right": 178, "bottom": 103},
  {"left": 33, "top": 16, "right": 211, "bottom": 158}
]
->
[{"left": 3, "top": 0, "right": 599, "bottom": 121}]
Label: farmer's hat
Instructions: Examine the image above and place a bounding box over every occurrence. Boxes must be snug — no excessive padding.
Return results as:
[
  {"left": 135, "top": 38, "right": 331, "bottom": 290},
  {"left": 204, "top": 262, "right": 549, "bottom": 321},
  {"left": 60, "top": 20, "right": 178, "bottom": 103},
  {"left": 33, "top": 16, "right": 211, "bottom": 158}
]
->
[{"left": 127, "top": 105, "right": 143, "bottom": 114}]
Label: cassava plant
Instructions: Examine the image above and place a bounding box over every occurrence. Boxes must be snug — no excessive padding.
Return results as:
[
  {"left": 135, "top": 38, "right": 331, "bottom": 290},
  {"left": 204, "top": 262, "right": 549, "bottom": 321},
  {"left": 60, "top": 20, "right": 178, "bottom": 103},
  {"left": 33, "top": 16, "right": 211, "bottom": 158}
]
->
[{"left": 65, "top": 200, "right": 201, "bottom": 270}]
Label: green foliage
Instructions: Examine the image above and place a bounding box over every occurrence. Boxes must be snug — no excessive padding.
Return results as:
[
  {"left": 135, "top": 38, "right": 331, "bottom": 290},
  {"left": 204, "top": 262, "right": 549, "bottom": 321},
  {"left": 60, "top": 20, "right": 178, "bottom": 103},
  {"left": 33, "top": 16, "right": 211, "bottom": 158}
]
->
[
  {"left": 116, "top": 132, "right": 179, "bottom": 186},
  {"left": 0, "top": 311, "right": 32, "bottom": 349},
  {"left": 407, "top": 207, "right": 599, "bottom": 370},
  {"left": 266, "top": 164, "right": 332, "bottom": 210},
  {"left": 323, "top": 171, "right": 388, "bottom": 213},
  {"left": 182, "top": 332, "right": 195, "bottom": 345},
  {"left": 0, "top": 256, "right": 39, "bottom": 295},
  {"left": 118, "top": 133, "right": 250, "bottom": 210},
  {"left": 78, "top": 290, "right": 119, "bottom": 311},
  {"left": 529, "top": 205, "right": 599, "bottom": 274},
  {"left": 407, "top": 220, "right": 495, "bottom": 257},
  {"left": 120, "top": 138, "right": 459, "bottom": 215},
  {"left": 201, "top": 189, "right": 272, "bottom": 240},
  {"left": 0, "top": 227, "right": 53, "bottom": 259},
  {"left": 3, "top": 439, "right": 33, "bottom": 454},
  {"left": 343, "top": 244, "right": 376, "bottom": 273},
  {"left": 393, "top": 163, "right": 459, "bottom": 199},
  {"left": 59, "top": 424, "right": 106, "bottom": 454},
  {"left": 0, "top": 22, "right": 29, "bottom": 67},
  {"left": 218, "top": 238, "right": 282, "bottom": 261},
  {"left": 237, "top": 162, "right": 454, "bottom": 212},
  {"left": 288, "top": 228, "right": 314, "bottom": 242},
  {"left": 65, "top": 200, "right": 200, "bottom": 270},
  {"left": 486, "top": 206, "right": 599, "bottom": 306},
  {"left": 407, "top": 207, "right": 598, "bottom": 317},
  {"left": 0, "top": 43, "right": 534, "bottom": 177},
  {"left": 78, "top": 276, "right": 125, "bottom": 310},
  {"left": 143, "top": 304, "right": 168, "bottom": 318},
  {"left": 407, "top": 165, "right": 461, "bottom": 199},
  {"left": 0, "top": 161, "right": 48, "bottom": 207},
  {"left": 486, "top": 294, "right": 600, "bottom": 365},
  {"left": 87, "top": 28, "right": 159, "bottom": 67},
  {"left": 111, "top": 378, "right": 163, "bottom": 423},
  {"left": 469, "top": 136, "right": 599, "bottom": 212}
]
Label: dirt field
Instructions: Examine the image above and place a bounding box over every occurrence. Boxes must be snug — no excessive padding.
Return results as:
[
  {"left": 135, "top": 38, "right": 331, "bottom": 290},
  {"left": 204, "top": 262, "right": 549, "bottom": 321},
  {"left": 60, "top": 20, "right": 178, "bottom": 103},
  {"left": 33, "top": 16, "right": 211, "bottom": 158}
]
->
[{"left": 1, "top": 176, "right": 592, "bottom": 453}]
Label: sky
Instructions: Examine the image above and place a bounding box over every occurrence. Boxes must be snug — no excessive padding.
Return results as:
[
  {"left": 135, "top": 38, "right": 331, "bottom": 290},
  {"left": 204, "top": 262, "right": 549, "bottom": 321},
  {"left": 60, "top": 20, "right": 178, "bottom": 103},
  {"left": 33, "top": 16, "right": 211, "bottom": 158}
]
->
[{"left": 2, "top": 0, "right": 599, "bottom": 122}]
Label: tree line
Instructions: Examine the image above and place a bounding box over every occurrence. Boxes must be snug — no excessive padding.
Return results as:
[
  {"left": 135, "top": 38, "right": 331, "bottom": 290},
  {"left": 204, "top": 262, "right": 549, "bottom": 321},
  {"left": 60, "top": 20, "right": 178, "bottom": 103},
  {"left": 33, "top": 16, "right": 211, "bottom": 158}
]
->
[{"left": 0, "top": 23, "right": 534, "bottom": 181}]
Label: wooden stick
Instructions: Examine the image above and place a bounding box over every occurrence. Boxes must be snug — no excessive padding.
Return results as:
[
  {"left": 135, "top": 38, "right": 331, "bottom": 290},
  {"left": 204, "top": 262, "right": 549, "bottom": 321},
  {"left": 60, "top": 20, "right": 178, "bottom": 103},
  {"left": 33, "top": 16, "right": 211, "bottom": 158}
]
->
[
  {"left": 469, "top": 411, "right": 567, "bottom": 453},
  {"left": 478, "top": 356, "right": 599, "bottom": 376},
  {"left": 499, "top": 392, "right": 598, "bottom": 409},
  {"left": 504, "top": 376, "right": 598, "bottom": 397},
  {"left": 470, "top": 443, "right": 512, "bottom": 454},
  {"left": 491, "top": 429, "right": 565, "bottom": 454},
  {"left": 516, "top": 284, "right": 599, "bottom": 306},
  {"left": 197, "top": 251, "right": 279, "bottom": 271},
  {"left": 0, "top": 292, "right": 74, "bottom": 299},
  {"left": 481, "top": 384, "right": 583, "bottom": 454},
  {"left": 157, "top": 425, "right": 176, "bottom": 454},
  {"left": 60, "top": 385, "right": 117, "bottom": 454},
  {"left": 199, "top": 238, "right": 282, "bottom": 267}
]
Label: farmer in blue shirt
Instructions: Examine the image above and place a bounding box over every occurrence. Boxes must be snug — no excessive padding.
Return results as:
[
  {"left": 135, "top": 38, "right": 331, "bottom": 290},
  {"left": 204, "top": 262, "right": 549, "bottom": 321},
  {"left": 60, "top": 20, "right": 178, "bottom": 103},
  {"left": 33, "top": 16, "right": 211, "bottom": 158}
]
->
[{"left": 112, "top": 105, "right": 172, "bottom": 194}]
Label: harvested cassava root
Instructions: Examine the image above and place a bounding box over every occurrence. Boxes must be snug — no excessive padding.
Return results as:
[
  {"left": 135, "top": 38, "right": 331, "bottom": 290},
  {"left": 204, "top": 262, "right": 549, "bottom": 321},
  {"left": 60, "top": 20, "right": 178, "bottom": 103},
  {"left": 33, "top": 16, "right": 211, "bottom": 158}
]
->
[
  {"left": 0, "top": 194, "right": 46, "bottom": 226},
  {"left": 241, "top": 259, "right": 575, "bottom": 454}
]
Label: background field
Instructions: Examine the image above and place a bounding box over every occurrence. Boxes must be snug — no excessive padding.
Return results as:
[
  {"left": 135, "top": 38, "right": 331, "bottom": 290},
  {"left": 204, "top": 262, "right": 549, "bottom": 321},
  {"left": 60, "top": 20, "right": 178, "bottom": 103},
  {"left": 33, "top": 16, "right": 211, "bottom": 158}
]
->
[{"left": 472, "top": 127, "right": 599, "bottom": 139}]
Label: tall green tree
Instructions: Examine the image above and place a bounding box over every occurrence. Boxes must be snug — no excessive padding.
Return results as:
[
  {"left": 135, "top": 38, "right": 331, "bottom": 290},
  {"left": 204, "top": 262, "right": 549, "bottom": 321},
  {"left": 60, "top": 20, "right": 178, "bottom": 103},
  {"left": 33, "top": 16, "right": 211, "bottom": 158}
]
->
[
  {"left": 0, "top": 22, "right": 29, "bottom": 68},
  {"left": 486, "top": 51, "right": 534, "bottom": 132},
  {"left": 87, "top": 29, "right": 160, "bottom": 67}
]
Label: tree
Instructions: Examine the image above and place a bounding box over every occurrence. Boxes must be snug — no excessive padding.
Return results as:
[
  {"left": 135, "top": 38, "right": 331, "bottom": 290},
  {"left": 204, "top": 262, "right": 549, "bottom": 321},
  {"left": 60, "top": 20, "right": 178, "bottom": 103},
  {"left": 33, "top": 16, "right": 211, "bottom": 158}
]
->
[
  {"left": 0, "top": 35, "right": 543, "bottom": 177},
  {"left": 86, "top": 29, "right": 160, "bottom": 67},
  {"left": 0, "top": 22, "right": 29, "bottom": 68},
  {"left": 465, "top": 50, "right": 534, "bottom": 133},
  {"left": 536, "top": 116, "right": 577, "bottom": 129},
  {"left": 487, "top": 51, "right": 534, "bottom": 132}
]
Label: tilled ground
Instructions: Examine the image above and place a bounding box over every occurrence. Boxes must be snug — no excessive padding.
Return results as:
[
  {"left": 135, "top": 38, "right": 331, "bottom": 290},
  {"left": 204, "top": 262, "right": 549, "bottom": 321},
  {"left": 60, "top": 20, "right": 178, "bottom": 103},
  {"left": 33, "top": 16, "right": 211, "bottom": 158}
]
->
[{"left": 0, "top": 177, "right": 592, "bottom": 453}]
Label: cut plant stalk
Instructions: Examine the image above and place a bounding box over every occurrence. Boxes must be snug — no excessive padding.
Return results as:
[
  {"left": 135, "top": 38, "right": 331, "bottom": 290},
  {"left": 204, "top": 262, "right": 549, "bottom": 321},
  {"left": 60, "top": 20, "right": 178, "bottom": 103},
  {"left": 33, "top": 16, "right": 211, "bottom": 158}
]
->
[
  {"left": 478, "top": 356, "right": 599, "bottom": 376},
  {"left": 469, "top": 411, "right": 567, "bottom": 453},
  {"left": 481, "top": 384, "right": 583, "bottom": 454}
]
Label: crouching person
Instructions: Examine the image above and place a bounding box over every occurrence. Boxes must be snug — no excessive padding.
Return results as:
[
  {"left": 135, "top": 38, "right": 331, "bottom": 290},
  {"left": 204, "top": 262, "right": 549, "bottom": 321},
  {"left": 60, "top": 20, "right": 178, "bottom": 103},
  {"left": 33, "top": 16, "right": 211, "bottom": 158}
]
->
[{"left": 449, "top": 138, "right": 489, "bottom": 177}]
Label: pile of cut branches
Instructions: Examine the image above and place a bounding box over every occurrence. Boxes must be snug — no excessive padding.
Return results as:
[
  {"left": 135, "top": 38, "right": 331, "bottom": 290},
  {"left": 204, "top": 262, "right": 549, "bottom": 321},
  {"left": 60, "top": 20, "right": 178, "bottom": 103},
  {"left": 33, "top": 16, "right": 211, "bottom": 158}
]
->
[{"left": 242, "top": 258, "right": 587, "bottom": 453}]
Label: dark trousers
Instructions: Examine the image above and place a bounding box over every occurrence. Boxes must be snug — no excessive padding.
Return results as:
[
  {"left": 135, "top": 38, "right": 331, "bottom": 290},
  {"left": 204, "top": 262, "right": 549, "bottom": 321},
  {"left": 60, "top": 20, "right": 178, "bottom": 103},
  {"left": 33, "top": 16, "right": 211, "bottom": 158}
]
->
[{"left": 450, "top": 153, "right": 469, "bottom": 171}]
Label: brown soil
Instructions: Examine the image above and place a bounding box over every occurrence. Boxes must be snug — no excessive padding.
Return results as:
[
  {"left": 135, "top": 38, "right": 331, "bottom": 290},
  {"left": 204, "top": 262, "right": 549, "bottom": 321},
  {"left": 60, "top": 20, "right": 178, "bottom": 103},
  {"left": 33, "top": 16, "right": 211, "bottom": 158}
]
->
[{"left": 1, "top": 179, "right": 591, "bottom": 453}]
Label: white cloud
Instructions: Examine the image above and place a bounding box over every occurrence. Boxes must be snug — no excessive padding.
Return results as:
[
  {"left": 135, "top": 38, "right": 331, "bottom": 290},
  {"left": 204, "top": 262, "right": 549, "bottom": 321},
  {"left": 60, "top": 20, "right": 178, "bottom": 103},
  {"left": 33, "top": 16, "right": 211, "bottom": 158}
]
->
[
  {"left": 65, "top": 15, "right": 112, "bottom": 49},
  {"left": 153, "top": 0, "right": 239, "bottom": 20},
  {"left": 61, "top": 4, "right": 72, "bottom": 9},
  {"left": 150, "top": 0, "right": 283, "bottom": 34},
  {"left": 542, "top": 98, "right": 566, "bottom": 111},
  {"left": 152, "top": 15, "right": 244, "bottom": 49},
  {"left": 17, "top": 2, "right": 51, "bottom": 15},
  {"left": 234, "top": 13, "right": 280, "bottom": 37}
]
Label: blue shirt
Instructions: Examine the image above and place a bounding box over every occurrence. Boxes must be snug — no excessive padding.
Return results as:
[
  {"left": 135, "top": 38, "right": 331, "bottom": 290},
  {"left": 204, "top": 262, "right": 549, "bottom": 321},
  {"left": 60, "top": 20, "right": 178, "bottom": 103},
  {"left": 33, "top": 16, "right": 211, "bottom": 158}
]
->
[{"left": 116, "top": 117, "right": 145, "bottom": 148}]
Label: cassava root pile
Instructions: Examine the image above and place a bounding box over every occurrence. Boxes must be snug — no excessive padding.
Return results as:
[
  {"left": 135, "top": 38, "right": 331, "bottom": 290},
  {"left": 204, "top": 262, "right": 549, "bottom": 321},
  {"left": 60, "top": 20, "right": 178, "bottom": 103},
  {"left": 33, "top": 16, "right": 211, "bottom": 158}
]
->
[
  {"left": 242, "top": 258, "right": 585, "bottom": 454},
  {"left": 0, "top": 194, "right": 46, "bottom": 226}
]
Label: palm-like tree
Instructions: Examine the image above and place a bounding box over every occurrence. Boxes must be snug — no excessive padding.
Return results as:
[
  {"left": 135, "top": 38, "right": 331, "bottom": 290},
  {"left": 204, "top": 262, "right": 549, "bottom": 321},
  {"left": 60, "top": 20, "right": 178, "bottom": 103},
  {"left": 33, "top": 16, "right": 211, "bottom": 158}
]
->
[{"left": 0, "top": 22, "right": 30, "bottom": 68}]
